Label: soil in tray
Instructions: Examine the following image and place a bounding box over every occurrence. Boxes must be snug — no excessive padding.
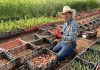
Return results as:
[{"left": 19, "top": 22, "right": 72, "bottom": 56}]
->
[
  {"left": 31, "top": 40, "right": 51, "bottom": 49},
  {"left": 36, "top": 31, "right": 50, "bottom": 36},
  {"left": 40, "top": 44, "right": 49, "bottom": 48},
  {"left": 10, "top": 47, "right": 33, "bottom": 64},
  {"left": 36, "top": 43, "right": 50, "bottom": 48},
  {"left": 0, "top": 58, "right": 9, "bottom": 66},
  {"left": 30, "top": 54, "right": 56, "bottom": 68},
  {"left": 36, "top": 32, "right": 55, "bottom": 40},
  {"left": 0, "top": 38, "right": 24, "bottom": 50},
  {"left": 11, "top": 49, "right": 32, "bottom": 58},
  {"left": 76, "top": 38, "right": 94, "bottom": 53},
  {"left": 21, "top": 34, "right": 40, "bottom": 42}
]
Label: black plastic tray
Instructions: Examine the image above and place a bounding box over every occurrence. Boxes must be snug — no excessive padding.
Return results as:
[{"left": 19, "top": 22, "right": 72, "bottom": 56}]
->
[
  {"left": 24, "top": 47, "right": 58, "bottom": 70},
  {"left": 59, "top": 57, "right": 95, "bottom": 70},
  {"left": 30, "top": 38, "right": 54, "bottom": 49},
  {"left": 8, "top": 43, "right": 37, "bottom": 66},
  {"left": 78, "top": 48, "right": 100, "bottom": 64},
  {"left": 0, "top": 51, "right": 18, "bottom": 70}
]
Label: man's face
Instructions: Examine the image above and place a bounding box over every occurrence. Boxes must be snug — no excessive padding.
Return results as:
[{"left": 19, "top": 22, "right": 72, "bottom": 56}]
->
[{"left": 62, "top": 12, "right": 70, "bottom": 20}]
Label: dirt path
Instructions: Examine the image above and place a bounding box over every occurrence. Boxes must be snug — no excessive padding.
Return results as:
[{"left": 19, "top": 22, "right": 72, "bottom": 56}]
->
[{"left": 76, "top": 38, "right": 94, "bottom": 53}]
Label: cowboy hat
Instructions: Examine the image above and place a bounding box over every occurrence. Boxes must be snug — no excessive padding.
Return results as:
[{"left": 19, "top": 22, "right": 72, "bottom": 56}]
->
[{"left": 61, "top": 6, "right": 76, "bottom": 18}]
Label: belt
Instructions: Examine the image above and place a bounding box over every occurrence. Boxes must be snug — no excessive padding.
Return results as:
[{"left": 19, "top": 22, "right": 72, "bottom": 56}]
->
[{"left": 64, "top": 41, "right": 77, "bottom": 46}]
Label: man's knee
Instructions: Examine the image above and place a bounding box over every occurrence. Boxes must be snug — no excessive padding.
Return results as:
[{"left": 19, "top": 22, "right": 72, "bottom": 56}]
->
[
  {"left": 58, "top": 47, "right": 75, "bottom": 60},
  {"left": 53, "top": 45, "right": 61, "bottom": 53}
]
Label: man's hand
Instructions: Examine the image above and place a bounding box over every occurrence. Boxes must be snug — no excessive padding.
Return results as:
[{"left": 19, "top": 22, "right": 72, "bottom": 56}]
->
[
  {"left": 56, "top": 26, "right": 61, "bottom": 30},
  {"left": 96, "top": 64, "right": 100, "bottom": 70},
  {"left": 54, "top": 39, "right": 61, "bottom": 43},
  {"left": 0, "top": 48, "right": 7, "bottom": 52}
]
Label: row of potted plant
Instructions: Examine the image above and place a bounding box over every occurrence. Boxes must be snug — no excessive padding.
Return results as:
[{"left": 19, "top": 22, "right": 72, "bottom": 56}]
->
[{"left": 0, "top": 17, "right": 60, "bottom": 39}]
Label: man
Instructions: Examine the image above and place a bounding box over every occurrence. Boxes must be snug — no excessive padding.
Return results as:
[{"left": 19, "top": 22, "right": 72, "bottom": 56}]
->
[{"left": 53, "top": 6, "right": 78, "bottom": 60}]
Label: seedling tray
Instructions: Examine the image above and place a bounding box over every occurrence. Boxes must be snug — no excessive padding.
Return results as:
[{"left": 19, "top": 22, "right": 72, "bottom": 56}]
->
[
  {"left": 0, "top": 38, "right": 25, "bottom": 50},
  {"left": 0, "top": 51, "right": 18, "bottom": 70},
  {"left": 39, "top": 25, "right": 56, "bottom": 31},
  {"left": 0, "top": 29, "right": 24, "bottom": 39},
  {"left": 37, "top": 28, "right": 53, "bottom": 36},
  {"left": 30, "top": 38, "right": 53, "bottom": 49},
  {"left": 95, "top": 39, "right": 100, "bottom": 44},
  {"left": 21, "top": 34, "right": 40, "bottom": 42},
  {"left": 15, "top": 65, "right": 26, "bottom": 70},
  {"left": 78, "top": 48, "right": 100, "bottom": 64},
  {"left": 0, "top": 31, "right": 10, "bottom": 39},
  {"left": 25, "top": 47, "right": 58, "bottom": 70},
  {"left": 8, "top": 43, "right": 37, "bottom": 65},
  {"left": 54, "top": 52, "right": 77, "bottom": 70},
  {"left": 60, "top": 57, "right": 95, "bottom": 70},
  {"left": 36, "top": 28, "right": 56, "bottom": 40}
]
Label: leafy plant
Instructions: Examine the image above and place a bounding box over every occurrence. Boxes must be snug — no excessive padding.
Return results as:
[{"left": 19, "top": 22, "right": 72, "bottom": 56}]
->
[
  {"left": 0, "top": 17, "right": 58, "bottom": 33},
  {"left": 80, "top": 49, "right": 100, "bottom": 63},
  {"left": 90, "top": 44, "right": 100, "bottom": 52},
  {"left": 0, "top": 0, "right": 99, "bottom": 19},
  {"left": 64, "top": 59, "right": 94, "bottom": 70}
]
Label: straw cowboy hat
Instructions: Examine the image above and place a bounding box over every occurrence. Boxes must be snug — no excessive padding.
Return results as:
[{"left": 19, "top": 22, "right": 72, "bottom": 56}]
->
[{"left": 61, "top": 6, "right": 76, "bottom": 18}]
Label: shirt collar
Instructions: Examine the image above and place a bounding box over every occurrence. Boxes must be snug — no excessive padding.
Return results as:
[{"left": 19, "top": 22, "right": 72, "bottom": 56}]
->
[{"left": 67, "top": 18, "right": 73, "bottom": 25}]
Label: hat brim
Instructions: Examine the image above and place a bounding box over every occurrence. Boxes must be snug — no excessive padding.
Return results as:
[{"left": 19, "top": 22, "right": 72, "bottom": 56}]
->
[
  {"left": 61, "top": 11, "right": 69, "bottom": 14},
  {"left": 61, "top": 9, "right": 76, "bottom": 17}
]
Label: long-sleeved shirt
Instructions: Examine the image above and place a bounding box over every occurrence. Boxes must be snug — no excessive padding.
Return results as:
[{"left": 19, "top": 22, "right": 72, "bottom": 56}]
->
[{"left": 62, "top": 18, "right": 78, "bottom": 43}]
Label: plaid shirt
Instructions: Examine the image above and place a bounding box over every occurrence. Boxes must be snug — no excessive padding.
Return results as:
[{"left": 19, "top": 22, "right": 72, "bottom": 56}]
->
[{"left": 62, "top": 19, "right": 78, "bottom": 43}]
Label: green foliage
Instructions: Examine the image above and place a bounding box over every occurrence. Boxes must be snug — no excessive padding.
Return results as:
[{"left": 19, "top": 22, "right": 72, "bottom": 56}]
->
[
  {"left": 80, "top": 49, "right": 100, "bottom": 63},
  {"left": 90, "top": 44, "right": 100, "bottom": 52},
  {"left": 0, "top": 0, "right": 99, "bottom": 19},
  {"left": 64, "top": 59, "right": 93, "bottom": 70},
  {"left": 0, "top": 17, "right": 58, "bottom": 32}
]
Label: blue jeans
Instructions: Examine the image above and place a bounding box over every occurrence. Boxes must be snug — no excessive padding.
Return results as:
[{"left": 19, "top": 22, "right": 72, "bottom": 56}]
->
[{"left": 53, "top": 40, "right": 75, "bottom": 60}]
